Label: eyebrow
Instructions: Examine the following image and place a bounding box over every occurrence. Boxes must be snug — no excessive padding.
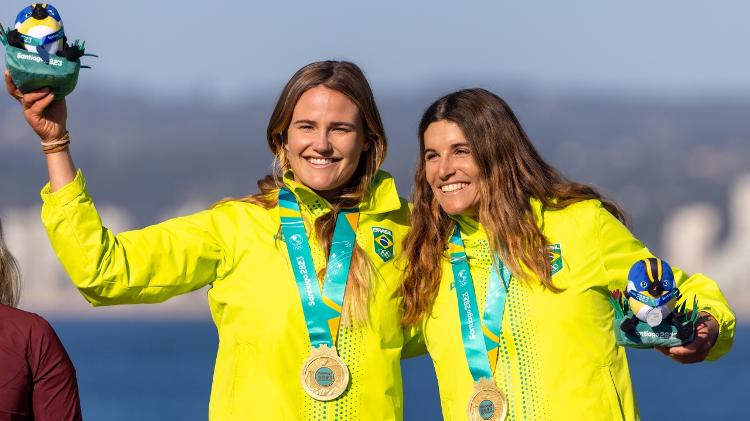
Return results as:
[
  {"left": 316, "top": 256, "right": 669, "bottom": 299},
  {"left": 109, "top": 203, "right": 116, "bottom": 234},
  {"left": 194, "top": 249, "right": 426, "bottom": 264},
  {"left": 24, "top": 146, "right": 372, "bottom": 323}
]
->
[
  {"left": 291, "top": 120, "right": 358, "bottom": 130},
  {"left": 423, "top": 141, "right": 470, "bottom": 152},
  {"left": 330, "top": 121, "right": 358, "bottom": 129}
]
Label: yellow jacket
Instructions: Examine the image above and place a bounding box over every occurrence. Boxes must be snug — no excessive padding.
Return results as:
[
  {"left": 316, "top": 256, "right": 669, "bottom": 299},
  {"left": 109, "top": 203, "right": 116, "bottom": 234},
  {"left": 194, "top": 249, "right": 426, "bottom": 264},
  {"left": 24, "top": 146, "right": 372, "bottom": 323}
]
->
[
  {"left": 405, "top": 199, "right": 734, "bottom": 421},
  {"left": 41, "top": 170, "right": 411, "bottom": 420}
]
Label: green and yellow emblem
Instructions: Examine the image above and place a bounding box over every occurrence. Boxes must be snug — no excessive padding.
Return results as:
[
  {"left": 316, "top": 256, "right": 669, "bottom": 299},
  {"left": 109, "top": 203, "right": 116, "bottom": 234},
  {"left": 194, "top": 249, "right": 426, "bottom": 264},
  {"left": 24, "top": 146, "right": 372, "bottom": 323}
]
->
[
  {"left": 548, "top": 243, "right": 563, "bottom": 276},
  {"left": 372, "top": 227, "right": 394, "bottom": 262}
]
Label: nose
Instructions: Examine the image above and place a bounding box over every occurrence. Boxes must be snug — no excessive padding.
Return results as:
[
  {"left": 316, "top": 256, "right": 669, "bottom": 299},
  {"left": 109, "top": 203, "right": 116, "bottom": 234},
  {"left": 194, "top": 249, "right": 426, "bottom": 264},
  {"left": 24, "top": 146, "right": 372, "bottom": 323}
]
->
[
  {"left": 438, "top": 155, "right": 456, "bottom": 180},
  {"left": 311, "top": 131, "right": 333, "bottom": 155}
]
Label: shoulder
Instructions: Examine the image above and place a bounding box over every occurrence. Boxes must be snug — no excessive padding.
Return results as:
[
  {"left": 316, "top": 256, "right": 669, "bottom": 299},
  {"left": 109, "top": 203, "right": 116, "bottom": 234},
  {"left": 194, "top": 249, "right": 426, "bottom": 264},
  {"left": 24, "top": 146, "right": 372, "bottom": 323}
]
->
[
  {"left": 537, "top": 199, "right": 614, "bottom": 241},
  {"left": 539, "top": 198, "right": 604, "bottom": 224},
  {"left": 389, "top": 197, "right": 412, "bottom": 224},
  {"left": 0, "top": 305, "right": 60, "bottom": 359},
  {"left": 361, "top": 170, "right": 410, "bottom": 228},
  {"left": 186, "top": 198, "right": 277, "bottom": 227},
  {"left": 0, "top": 303, "right": 47, "bottom": 333},
  {"left": 363, "top": 196, "right": 411, "bottom": 232}
]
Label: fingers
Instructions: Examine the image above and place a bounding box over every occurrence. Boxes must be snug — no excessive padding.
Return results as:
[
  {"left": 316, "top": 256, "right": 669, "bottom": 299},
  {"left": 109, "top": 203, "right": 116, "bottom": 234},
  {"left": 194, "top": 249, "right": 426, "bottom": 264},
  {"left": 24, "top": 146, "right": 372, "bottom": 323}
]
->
[
  {"left": 4, "top": 69, "right": 23, "bottom": 101},
  {"left": 27, "top": 90, "right": 55, "bottom": 116},
  {"left": 657, "top": 333, "right": 711, "bottom": 364},
  {"left": 654, "top": 346, "right": 671, "bottom": 357},
  {"left": 21, "top": 88, "right": 52, "bottom": 109},
  {"left": 5, "top": 69, "right": 58, "bottom": 107}
]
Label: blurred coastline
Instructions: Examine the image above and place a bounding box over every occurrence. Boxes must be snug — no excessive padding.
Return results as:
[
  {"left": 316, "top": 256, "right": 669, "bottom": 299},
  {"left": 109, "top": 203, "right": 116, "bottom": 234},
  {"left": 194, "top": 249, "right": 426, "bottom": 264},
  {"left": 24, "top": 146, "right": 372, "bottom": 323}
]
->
[{"left": 2, "top": 82, "right": 748, "bottom": 320}]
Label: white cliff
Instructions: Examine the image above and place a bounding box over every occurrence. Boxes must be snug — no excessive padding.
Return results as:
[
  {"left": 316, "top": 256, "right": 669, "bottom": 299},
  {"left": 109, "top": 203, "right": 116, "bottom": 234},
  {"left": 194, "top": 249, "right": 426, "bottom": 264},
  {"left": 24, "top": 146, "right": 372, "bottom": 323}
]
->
[{"left": 663, "top": 174, "right": 750, "bottom": 318}]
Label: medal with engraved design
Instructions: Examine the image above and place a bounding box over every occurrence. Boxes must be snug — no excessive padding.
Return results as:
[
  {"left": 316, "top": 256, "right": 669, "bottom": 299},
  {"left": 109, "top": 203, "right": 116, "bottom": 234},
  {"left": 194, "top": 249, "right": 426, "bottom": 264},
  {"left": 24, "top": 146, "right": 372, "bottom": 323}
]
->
[
  {"left": 449, "top": 225, "right": 511, "bottom": 421},
  {"left": 278, "top": 187, "right": 360, "bottom": 401},
  {"left": 467, "top": 378, "right": 508, "bottom": 421},
  {"left": 300, "top": 344, "right": 350, "bottom": 401}
]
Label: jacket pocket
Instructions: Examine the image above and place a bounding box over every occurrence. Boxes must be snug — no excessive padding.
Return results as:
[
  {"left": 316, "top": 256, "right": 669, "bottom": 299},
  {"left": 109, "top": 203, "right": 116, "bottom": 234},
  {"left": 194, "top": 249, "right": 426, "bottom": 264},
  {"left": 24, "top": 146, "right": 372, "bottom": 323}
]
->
[{"left": 600, "top": 365, "right": 625, "bottom": 420}]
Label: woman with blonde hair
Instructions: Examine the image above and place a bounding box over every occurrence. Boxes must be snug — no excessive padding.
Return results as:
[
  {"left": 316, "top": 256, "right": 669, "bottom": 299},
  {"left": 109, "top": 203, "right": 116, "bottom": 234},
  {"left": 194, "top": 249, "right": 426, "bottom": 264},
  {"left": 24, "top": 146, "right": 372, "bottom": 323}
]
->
[
  {"left": 401, "top": 88, "right": 735, "bottom": 420},
  {"left": 0, "top": 218, "right": 82, "bottom": 420},
  {"left": 5, "top": 61, "right": 411, "bottom": 420}
]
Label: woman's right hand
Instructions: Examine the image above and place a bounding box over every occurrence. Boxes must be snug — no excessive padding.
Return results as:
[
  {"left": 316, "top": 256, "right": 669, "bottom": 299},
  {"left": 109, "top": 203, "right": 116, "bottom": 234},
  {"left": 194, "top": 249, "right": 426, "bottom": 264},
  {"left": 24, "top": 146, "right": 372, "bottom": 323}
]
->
[{"left": 4, "top": 68, "right": 68, "bottom": 142}]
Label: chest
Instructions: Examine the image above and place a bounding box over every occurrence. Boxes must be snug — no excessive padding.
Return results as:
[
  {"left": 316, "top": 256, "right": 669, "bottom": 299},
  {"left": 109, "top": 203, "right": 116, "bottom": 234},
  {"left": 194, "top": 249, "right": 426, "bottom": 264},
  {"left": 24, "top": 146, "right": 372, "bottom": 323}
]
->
[{"left": 207, "top": 213, "right": 406, "bottom": 347}]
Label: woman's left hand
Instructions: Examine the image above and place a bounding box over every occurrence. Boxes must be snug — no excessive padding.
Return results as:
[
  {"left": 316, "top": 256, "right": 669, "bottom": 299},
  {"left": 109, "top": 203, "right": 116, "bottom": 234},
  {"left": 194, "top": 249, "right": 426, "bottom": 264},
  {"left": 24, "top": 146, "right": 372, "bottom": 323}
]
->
[{"left": 656, "top": 312, "right": 719, "bottom": 363}]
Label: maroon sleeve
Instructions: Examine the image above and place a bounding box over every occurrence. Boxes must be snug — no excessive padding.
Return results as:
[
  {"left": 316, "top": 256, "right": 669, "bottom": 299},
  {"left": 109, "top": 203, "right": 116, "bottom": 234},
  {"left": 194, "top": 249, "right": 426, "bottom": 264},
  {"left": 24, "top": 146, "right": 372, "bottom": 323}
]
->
[{"left": 27, "top": 316, "right": 83, "bottom": 421}]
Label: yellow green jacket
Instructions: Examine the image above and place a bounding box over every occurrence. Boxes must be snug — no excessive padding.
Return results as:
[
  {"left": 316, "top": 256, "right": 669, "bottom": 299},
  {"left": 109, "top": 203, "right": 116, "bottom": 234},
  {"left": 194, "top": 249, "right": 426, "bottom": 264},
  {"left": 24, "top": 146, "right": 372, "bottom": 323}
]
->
[
  {"left": 406, "top": 199, "right": 734, "bottom": 421},
  {"left": 41, "top": 170, "right": 411, "bottom": 420}
]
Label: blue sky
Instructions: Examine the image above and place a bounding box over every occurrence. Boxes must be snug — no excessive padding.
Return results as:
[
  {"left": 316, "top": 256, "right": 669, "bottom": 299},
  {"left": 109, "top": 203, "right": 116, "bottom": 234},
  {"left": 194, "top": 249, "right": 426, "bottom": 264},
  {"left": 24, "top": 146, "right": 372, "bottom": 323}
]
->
[{"left": 3, "top": 0, "right": 749, "bottom": 103}]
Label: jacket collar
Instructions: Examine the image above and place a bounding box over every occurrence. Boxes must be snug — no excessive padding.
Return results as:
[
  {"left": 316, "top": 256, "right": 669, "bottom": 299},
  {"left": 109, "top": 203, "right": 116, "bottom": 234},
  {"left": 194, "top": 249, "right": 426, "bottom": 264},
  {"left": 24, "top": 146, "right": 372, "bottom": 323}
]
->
[
  {"left": 450, "top": 214, "right": 486, "bottom": 243},
  {"left": 281, "top": 170, "right": 401, "bottom": 217},
  {"left": 449, "top": 197, "right": 546, "bottom": 244}
]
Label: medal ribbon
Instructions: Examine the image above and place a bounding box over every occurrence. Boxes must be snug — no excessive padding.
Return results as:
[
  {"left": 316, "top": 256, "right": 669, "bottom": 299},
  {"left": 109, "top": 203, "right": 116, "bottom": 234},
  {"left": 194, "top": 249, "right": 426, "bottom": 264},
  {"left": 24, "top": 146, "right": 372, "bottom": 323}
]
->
[
  {"left": 278, "top": 187, "right": 359, "bottom": 348},
  {"left": 627, "top": 289, "right": 679, "bottom": 308},
  {"left": 449, "top": 224, "right": 511, "bottom": 381},
  {"left": 18, "top": 29, "right": 64, "bottom": 47}
]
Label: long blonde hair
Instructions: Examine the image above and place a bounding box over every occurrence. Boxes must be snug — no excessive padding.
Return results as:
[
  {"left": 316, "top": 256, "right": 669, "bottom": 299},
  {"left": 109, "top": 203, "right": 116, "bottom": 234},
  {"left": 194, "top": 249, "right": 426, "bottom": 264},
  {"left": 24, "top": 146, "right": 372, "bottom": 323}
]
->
[
  {"left": 402, "top": 88, "right": 625, "bottom": 326},
  {"left": 227, "top": 61, "right": 387, "bottom": 325},
  {"left": 0, "top": 219, "right": 21, "bottom": 307}
]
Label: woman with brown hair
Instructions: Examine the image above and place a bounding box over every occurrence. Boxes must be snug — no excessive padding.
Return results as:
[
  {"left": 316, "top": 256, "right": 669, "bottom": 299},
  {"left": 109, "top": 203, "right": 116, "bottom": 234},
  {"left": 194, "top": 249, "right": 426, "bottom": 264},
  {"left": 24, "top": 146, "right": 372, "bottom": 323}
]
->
[
  {"left": 5, "top": 61, "right": 411, "bottom": 420},
  {"left": 0, "top": 218, "right": 82, "bottom": 420},
  {"left": 401, "top": 88, "right": 735, "bottom": 420}
]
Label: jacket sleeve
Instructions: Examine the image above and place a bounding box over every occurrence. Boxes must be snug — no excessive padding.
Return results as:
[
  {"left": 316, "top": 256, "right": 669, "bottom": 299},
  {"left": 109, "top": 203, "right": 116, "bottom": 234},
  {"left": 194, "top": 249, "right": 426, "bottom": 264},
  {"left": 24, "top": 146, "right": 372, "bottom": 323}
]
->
[
  {"left": 596, "top": 202, "right": 735, "bottom": 361},
  {"left": 40, "top": 170, "right": 232, "bottom": 306}
]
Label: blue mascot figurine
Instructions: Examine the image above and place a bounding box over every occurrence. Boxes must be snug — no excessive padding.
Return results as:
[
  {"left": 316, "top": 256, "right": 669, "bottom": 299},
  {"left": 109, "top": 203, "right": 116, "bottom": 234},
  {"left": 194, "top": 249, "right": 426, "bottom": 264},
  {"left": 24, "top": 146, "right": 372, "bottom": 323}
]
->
[{"left": 619, "top": 258, "right": 693, "bottom": 341}]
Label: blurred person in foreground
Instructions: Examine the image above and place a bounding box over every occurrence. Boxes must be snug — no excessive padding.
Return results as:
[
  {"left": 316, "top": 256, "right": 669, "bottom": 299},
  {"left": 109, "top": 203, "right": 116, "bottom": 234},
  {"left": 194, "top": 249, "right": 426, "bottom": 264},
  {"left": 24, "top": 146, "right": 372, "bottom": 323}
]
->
[
  {"left": 4, "top": 61, "right": 413, "bottom": 420},
  {"left": 0, "top": 218, "right": 82, "bottom": 421},
  {"left": 401, "top": 88, "right": 735, "bottom": 420}
]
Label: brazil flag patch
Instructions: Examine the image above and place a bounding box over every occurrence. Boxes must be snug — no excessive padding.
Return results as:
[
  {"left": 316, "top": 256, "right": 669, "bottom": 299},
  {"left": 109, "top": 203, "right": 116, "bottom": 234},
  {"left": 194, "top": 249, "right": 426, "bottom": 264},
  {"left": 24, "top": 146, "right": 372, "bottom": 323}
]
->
[
  {"left": 372, "top": 227, "right": 394, "bottom": 262},
  {"left": 548, "top": 243, "right": 563, "bottom": 275},
  {"left": 547, "top": 243, "right": 562, "bottom": 275}
]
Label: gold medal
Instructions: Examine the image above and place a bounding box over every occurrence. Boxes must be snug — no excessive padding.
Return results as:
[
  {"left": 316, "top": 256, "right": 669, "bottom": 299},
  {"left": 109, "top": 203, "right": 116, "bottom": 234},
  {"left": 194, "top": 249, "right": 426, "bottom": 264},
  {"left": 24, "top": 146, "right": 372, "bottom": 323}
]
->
[
  {"left": 467, "top": 378, "right": 508, "bottom": 421},
  {"left": 300, "top": 344, "right": 349, "bottom": 401}
]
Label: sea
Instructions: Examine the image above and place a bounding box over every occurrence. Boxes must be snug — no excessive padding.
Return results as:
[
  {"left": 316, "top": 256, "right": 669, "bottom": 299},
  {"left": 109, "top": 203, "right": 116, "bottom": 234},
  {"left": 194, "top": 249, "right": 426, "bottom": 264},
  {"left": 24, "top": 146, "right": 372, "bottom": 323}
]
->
[{"left": 50, "top": 320, "right": 746, "bottom": 420}]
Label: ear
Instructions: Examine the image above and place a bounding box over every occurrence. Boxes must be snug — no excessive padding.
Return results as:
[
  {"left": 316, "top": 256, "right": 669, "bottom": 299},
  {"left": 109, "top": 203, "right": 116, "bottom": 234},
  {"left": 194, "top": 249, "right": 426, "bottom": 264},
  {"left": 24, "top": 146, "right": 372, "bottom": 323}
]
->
[
  {"left": 362, "top": 133, "right": 376, "bottom": 152},
  {"left": 280, "top": 132, "right": 288, "bottom": 151}
]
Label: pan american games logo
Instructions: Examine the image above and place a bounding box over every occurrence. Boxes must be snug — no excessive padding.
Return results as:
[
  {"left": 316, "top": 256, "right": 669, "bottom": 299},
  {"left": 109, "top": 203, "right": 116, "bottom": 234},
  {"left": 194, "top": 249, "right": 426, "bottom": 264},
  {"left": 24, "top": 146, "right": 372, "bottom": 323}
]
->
[{"left": 372, "top": 227, "right": 394, "bottom": 262}]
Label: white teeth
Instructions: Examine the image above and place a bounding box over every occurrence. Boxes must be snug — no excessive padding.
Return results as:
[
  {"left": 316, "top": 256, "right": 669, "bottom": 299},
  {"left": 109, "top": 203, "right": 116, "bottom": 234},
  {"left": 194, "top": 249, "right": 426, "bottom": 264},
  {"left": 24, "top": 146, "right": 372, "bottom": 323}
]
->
[
  {"left": 307, "top": 157, "right": 334, "bottom": 165},
  {"left": 441, "top": 183, "right": 468, "bottom": 193}
]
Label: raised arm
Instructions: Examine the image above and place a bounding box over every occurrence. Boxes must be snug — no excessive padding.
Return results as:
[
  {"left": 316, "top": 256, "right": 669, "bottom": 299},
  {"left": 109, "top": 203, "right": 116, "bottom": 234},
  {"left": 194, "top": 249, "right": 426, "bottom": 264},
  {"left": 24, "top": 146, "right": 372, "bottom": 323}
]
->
[
  {"left": 6, "top": 69, "right": 231, "bottom": 305},
  {"left": 4, "top": 69, "right": 75, "bottom": 191}
]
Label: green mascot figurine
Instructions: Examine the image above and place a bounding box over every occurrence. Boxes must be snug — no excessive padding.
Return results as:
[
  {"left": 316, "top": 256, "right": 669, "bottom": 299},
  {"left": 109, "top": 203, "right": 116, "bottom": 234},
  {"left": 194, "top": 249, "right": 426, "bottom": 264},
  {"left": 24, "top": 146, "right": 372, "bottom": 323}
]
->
[{"left": 1, "top": 3, "right": 94, "bottom": 98}]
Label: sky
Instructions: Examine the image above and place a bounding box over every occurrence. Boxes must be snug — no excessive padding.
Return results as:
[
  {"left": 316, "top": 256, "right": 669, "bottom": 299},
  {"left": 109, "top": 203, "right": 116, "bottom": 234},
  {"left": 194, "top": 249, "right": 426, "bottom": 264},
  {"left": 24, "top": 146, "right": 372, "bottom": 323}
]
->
[{"left": 2, "top": 0, "right": 749, "bottom": 104}]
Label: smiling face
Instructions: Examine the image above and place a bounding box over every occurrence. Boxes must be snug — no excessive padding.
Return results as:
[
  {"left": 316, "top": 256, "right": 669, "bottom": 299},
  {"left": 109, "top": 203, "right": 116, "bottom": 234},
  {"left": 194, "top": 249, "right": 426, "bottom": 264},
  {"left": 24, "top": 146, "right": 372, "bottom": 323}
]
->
[
  {"left": 284, "top": 85, "right": 369, "bottom": 199},
  {"left": 423, "top": 120, "right": 482, "bottom": 217}
]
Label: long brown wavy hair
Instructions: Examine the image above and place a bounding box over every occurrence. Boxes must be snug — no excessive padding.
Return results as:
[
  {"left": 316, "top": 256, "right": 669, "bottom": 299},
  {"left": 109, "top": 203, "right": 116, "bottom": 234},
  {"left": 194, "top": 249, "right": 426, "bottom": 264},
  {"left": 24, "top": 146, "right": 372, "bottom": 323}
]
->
[
  {"left": 0, "top": 218, "right": 21, "bottom": 307},
  {"left": 402, "top": 88, "right": 625, "bottom": 325},
  {"left": 224, "top": 61, "right": 387, "bottom": 326}
]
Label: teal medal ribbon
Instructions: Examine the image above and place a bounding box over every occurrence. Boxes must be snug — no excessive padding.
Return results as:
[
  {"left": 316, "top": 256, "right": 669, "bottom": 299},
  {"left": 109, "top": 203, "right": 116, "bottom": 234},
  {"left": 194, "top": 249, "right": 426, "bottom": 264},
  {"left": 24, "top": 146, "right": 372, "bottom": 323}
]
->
[
  {"left": 449, "top": 224, "right": 511, "bottom": 381},
  {"left": 278, "top": 187, "right": 359, "bottom": 348}
]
